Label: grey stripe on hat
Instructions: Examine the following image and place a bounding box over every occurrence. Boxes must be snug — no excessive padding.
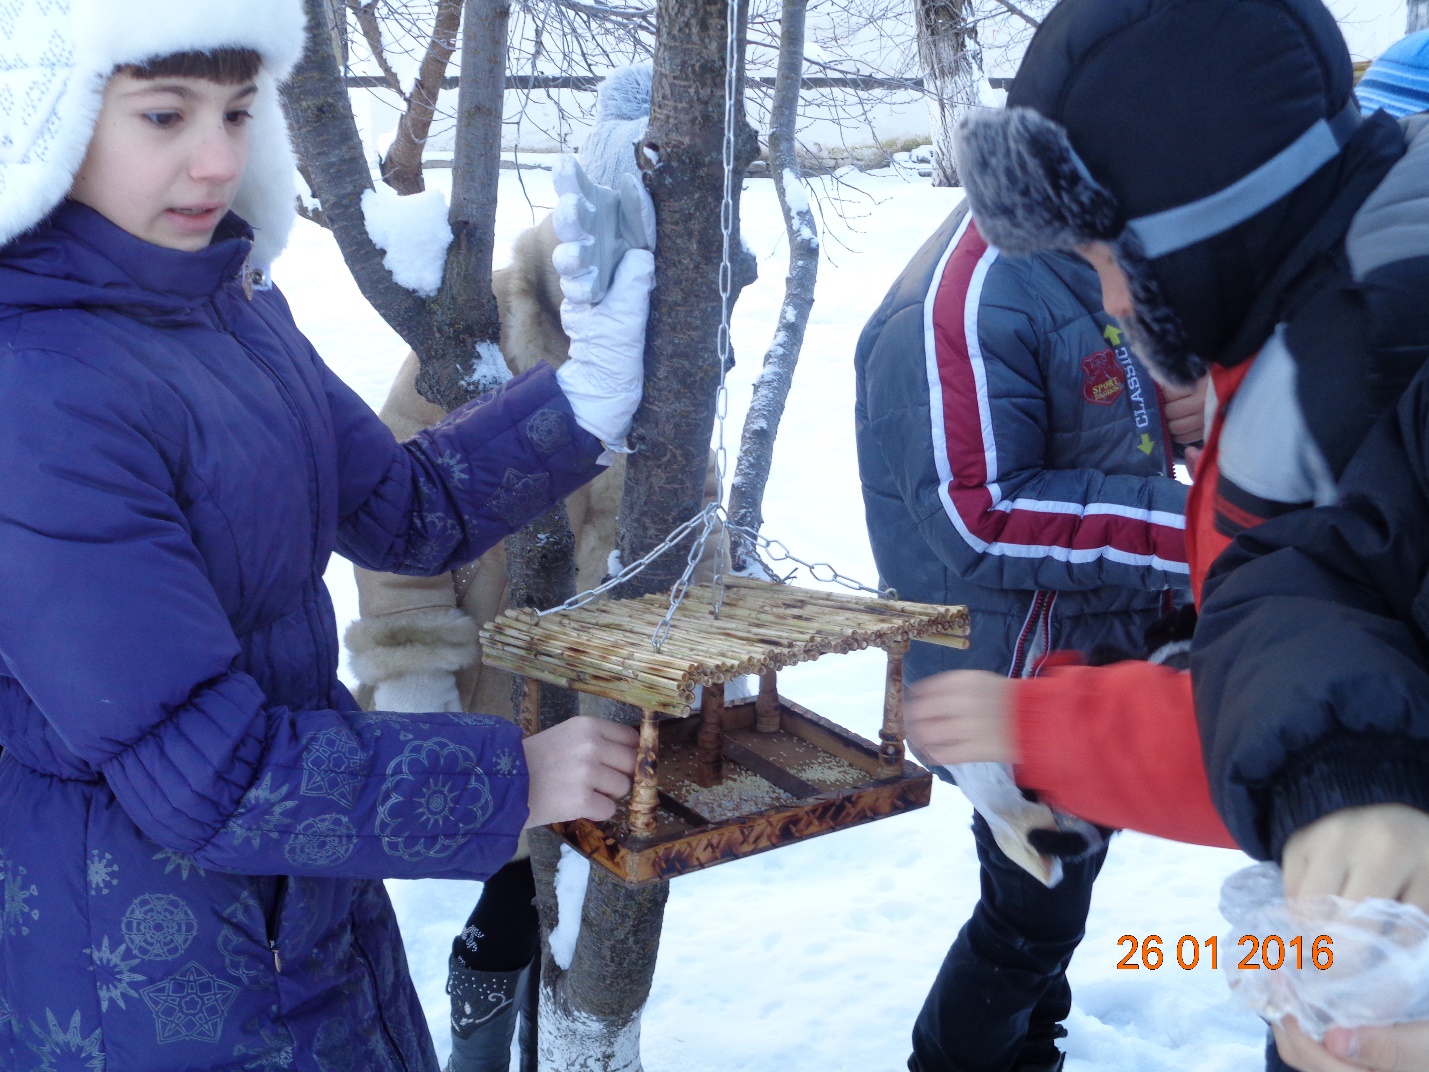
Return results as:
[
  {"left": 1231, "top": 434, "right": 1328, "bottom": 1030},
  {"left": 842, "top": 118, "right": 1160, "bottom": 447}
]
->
[{"left": 1127, "top": 102, "right": 1361, "bottom": 259}]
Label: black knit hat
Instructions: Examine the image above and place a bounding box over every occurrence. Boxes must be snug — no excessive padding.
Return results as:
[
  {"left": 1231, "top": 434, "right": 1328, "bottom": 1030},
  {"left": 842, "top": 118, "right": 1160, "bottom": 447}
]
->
[{"left": 955, "top": 0, "right": 1362, "bottom": 385}]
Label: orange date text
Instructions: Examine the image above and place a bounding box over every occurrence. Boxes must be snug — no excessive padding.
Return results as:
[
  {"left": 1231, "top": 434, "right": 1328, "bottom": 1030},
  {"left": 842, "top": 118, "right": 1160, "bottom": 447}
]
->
[{"left": 1115, "top": 934, "right": 1334, "bottom": 971}]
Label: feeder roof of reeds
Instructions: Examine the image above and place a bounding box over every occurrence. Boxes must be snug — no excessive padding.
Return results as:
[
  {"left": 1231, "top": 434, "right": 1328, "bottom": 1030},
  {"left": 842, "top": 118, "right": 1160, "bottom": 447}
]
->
[{"left": 479, "top": 577, "right": 971, "bottom": 717}]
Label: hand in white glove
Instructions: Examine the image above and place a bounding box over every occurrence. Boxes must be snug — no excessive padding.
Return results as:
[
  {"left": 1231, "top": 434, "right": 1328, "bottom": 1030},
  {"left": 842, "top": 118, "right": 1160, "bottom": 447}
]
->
[
  {"left": 551, "top": 155, "right": 656, "bottom": 448},
  {"left": 373, "top": 669, "right": 463, "bottom": 714}
]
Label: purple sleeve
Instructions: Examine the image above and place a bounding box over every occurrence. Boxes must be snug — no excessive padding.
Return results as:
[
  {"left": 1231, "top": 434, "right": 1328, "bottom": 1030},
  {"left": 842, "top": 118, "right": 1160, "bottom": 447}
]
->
[
  {"left": 0, "top": 349, "right": 530, "bottom": 880},
  {"left": 325, "top": 361, "right": 607, "bottom": 576}
]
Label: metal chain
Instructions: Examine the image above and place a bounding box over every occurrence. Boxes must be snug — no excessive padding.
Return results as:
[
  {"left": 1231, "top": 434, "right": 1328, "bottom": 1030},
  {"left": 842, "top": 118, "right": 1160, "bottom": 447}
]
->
[
  {"left": 536, "top": 503, "right": 721, "bottom": 619},
  {"left": 725, "top": 523, "right": 895, "bottom": 599}
]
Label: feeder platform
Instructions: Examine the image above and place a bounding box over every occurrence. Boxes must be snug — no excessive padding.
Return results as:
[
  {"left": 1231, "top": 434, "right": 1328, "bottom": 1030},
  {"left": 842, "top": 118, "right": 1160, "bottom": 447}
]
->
[{"left": 480, "top": 576, "right": 971, "bottom": 885}]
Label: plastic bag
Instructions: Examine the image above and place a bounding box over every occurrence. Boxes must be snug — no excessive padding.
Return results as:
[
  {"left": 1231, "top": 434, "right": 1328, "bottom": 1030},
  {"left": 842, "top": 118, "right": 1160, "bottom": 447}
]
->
[{"left": 1218, "top": 862, "right": 1429, "bottom": 1039}]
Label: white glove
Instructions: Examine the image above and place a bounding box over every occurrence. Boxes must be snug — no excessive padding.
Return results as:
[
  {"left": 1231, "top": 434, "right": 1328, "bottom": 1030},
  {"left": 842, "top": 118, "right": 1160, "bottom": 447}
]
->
[
  {"left": 551, "top": 155, "right": 656, "bottom": 448},
  {"left": 373, "top": 669, "right": 463, "bottom": 714},
  {"left": 556, "top": 250, "right": 654, "bottom": 447},
  {"left": 945, "top": 762, "right": 1105, "bottom": 888}
]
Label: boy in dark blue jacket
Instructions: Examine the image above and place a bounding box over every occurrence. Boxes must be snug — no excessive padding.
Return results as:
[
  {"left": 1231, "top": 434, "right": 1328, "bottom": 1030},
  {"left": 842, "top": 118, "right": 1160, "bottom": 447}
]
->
[{"left": 0, "top": 5, "right": 650, "bottom": 1070}]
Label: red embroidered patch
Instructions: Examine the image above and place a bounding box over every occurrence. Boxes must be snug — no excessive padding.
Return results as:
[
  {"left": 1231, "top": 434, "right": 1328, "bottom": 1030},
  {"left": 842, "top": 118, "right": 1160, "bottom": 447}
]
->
[{"left": 1081, "top": 348, "right": 1125, "bottom": 405}]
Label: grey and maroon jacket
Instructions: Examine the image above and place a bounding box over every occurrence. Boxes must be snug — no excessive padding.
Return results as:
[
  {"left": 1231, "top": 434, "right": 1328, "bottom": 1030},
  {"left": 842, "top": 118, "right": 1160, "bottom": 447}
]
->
[{"left": 855, "top": 207, "right": 1190, "bottom": 685}]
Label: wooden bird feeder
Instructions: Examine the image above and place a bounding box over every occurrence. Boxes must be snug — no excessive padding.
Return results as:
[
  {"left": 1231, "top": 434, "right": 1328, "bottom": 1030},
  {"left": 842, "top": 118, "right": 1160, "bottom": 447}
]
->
[{"left": 480, "top": 576, "right": 970, "bottom": 886}]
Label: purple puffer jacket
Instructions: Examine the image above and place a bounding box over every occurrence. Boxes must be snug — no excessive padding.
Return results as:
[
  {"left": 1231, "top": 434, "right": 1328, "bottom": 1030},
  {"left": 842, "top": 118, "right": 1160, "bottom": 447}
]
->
[{"left": 0, "top": 202, "right": 605, "bottom": 1072}]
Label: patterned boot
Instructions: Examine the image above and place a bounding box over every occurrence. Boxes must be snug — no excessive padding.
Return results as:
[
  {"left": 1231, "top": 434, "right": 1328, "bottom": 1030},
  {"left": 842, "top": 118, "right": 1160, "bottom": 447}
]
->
[{"left": 446, "top": 955, "right": 522, "bottom": 1072}]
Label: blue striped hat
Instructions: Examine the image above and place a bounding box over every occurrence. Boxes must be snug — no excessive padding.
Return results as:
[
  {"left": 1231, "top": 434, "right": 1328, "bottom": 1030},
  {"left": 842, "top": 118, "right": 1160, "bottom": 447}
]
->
[{"left": 1358, "top": 31, "right": 1429, "bottom": 119}]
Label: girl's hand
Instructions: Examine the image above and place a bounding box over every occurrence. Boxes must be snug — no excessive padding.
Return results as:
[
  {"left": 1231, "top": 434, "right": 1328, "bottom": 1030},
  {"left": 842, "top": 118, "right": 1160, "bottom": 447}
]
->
[{"left": 522, "top": 716, "right": 639, "bottom": 828}]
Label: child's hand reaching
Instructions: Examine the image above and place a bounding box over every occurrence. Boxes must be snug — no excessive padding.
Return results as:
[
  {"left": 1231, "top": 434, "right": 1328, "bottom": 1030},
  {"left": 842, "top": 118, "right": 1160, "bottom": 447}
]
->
[
  {"left": 521, "top": 715, "right": 640, "bottom": 828},
  {"left": 905, "top": 670, "right": 1017, "bottom": 766}
]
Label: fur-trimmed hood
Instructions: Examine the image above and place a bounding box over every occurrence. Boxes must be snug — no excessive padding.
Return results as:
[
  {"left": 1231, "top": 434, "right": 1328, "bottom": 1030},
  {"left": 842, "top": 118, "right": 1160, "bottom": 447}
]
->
[
  {"left": 0, "top": 0, "right": 305, "bottom": 271},
  {"left": 953, "top": 0, "right": 1402, "bottom": 386}
]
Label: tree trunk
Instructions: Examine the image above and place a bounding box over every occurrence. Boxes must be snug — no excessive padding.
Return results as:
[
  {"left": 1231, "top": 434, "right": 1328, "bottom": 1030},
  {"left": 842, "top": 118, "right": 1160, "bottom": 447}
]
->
[
  {"left": 283, "top": 0, "right": 437, "bottom": 353},
  {"left": 917, "top": 0, "right": 981, "bottom": 187},
  {"left": 728, "top": 0, "right": 818, "bottom": 568},
  {"left": 327, "top": 0, "right": 349, "bottom": 66},
  {"left": 382, "top": 0, "right": 464, "bottom": 195},
  {"left": 1411, "top": 0, "right": 1428, "bottom": 33},
  {"left": 528, "top": 0, "right": 759, "bottom": 1067}
]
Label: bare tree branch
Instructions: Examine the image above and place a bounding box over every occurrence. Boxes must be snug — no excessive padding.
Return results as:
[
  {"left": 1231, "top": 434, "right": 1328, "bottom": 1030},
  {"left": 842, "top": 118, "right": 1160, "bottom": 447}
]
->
[
  {"left": 283, "top": 0, "right": 438, "bottom": 356},
  {"left": 413, "top": 0, "right": 510, "bottom": 409},
  {"left": 989, "top": 0, "right": 1040, "bottom": 29},
  {"left": 382, "top": 0, "right": 463, "bottom": 193},
  {"left": 345, "top": 0, "right": 408, "bottom": 99},
  {"left": 729, "top": 0, "right": 819, "bottom": 563}
]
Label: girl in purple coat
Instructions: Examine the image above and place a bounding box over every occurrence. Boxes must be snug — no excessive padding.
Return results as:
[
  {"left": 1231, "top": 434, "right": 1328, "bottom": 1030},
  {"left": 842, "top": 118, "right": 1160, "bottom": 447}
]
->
[{"left": 0, "top": 3, "right": 650, "bottom": 1070}]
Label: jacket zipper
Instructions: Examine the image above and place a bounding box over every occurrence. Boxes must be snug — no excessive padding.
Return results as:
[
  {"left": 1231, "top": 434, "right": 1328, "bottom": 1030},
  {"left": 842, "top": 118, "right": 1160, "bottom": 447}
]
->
[
  {"left": 352, "top": 927, "right": 411, "bottom": 1072},
  {"left": 265, "top": 875, "right": 289, "bottom": 974}
]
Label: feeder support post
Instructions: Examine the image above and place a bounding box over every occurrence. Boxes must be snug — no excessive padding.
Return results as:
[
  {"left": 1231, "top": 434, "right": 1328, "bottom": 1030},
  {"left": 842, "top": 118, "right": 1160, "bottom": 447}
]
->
[
  {"left": 629, "top": 709, "right": 662, "bottom": 835},
  {"left": 878, "top": 638, "right": 911, "bottom": 777},
  {"left": 756, "top": 670, "right": 780, "bottom": 733},
  {"left": 695, "top": 682, "right": 726, "bottom": 786},
  {"left": 518, "top": 676, "right": 540, "bottom": 737}
]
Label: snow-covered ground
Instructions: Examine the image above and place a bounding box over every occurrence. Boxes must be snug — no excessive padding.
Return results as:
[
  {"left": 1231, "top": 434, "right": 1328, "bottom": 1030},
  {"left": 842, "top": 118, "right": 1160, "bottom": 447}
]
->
[{"left": 272, "top": 161, "right": 1268, "bottom": 1071}]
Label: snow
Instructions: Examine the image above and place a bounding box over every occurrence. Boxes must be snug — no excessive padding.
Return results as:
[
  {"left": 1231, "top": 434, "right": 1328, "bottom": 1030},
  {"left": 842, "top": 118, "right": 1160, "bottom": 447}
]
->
[
  {"left": 285, "top": 161, "right": 1280, "bottom": 1069},
  {"left": 780, "top": 169, "right": 819, "bottom": 245},
  {"left": 464, "top": 339, "right": 514, "bottom": 394},
  {"left": 550, "top": 844, "right": 592, "bottom": 971},
  {"left": 361, "top": 184, "right": 454, "bottom": 298}
]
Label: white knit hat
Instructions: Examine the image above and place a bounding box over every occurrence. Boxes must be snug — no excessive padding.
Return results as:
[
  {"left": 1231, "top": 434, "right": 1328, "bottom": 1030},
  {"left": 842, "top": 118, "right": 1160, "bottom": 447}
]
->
[{"left": 0, "top": 0, "right": 306, "bottom": 270}]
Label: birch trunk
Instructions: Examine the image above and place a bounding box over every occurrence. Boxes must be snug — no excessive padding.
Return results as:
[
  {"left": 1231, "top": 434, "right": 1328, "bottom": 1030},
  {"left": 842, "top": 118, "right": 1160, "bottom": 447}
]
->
[
  {"left": 728, "top": 0, "right": 818, "bottom": 567},
  {"left": 917, "top": 0, "right": 982, "bottom": 188},
  {"left": 1411, "top": 0, "right": 1427, "bottom": 33}
]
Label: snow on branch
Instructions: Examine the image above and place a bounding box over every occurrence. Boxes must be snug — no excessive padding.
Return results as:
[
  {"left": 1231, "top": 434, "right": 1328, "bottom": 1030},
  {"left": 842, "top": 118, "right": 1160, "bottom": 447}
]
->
[{"left": 362, "top": 185, "right": 455, "bottom": 297}]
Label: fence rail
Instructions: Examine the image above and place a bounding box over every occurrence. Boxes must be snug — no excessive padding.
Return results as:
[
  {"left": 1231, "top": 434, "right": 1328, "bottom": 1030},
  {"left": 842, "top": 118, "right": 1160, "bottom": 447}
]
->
[{"left": 343, "top": 74, "right": 1014, "bottom": 92}]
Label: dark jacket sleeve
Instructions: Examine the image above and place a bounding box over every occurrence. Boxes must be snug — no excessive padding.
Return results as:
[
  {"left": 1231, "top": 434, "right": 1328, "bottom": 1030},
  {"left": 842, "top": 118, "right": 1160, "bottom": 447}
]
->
[
  {"left": 1193, "top": 365, "right": 1429, "bottom": 860},
  {"left": 326, "top": 359, "right": 606, "bottom": 576},
  {"left": 0, "top": 348, "right": 532, "bottom": 881}
]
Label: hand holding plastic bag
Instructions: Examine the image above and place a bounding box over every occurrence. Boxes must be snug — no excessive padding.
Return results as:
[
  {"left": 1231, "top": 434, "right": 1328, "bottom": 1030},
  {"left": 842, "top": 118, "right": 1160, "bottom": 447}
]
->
[{"left": 1220, "top": 862, "right": 1429, "bottom": 1042}]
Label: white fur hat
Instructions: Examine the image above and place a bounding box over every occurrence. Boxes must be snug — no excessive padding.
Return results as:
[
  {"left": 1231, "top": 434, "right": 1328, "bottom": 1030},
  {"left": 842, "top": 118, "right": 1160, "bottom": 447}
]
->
[{"left": 0, "top": 0, "right": 306, "bottom": 270}]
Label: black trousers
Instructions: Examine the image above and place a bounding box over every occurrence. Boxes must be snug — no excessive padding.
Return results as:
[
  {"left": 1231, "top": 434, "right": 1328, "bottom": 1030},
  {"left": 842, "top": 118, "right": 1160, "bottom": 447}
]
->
[
  {"left": 909, "top": 811, "right": 1108, "bottom": 1072},
  {"left": 451, "top": 857, "right": 541, "bottom": 973}
]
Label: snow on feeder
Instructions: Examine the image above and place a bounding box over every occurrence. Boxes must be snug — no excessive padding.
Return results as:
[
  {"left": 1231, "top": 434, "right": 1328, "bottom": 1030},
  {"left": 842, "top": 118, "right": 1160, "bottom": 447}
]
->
[{"left": 480, "top": 576, "right": 970, "bottom": 886}]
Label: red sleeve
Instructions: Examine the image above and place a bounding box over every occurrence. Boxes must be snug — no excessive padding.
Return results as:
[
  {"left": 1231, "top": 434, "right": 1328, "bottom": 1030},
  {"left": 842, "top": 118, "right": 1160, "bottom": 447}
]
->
[{"left": 1013, "top": 662, "right": 1237, "bottom": 849}]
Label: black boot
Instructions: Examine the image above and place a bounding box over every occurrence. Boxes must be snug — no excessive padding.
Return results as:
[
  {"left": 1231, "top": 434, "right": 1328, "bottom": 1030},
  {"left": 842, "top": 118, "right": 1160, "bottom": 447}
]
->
[
  {"left": 446, "top": 955, "right": 522, "bottom": 1072},
  {"left": 517, "top": 959, "right": 539, "bottom": 1072}
]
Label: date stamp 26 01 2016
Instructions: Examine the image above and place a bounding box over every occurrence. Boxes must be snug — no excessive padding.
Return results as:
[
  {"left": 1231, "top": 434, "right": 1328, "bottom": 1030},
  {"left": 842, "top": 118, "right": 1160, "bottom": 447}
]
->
[{"left": 1117, "top": 934, "right": 1334, "bottom": 971}]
